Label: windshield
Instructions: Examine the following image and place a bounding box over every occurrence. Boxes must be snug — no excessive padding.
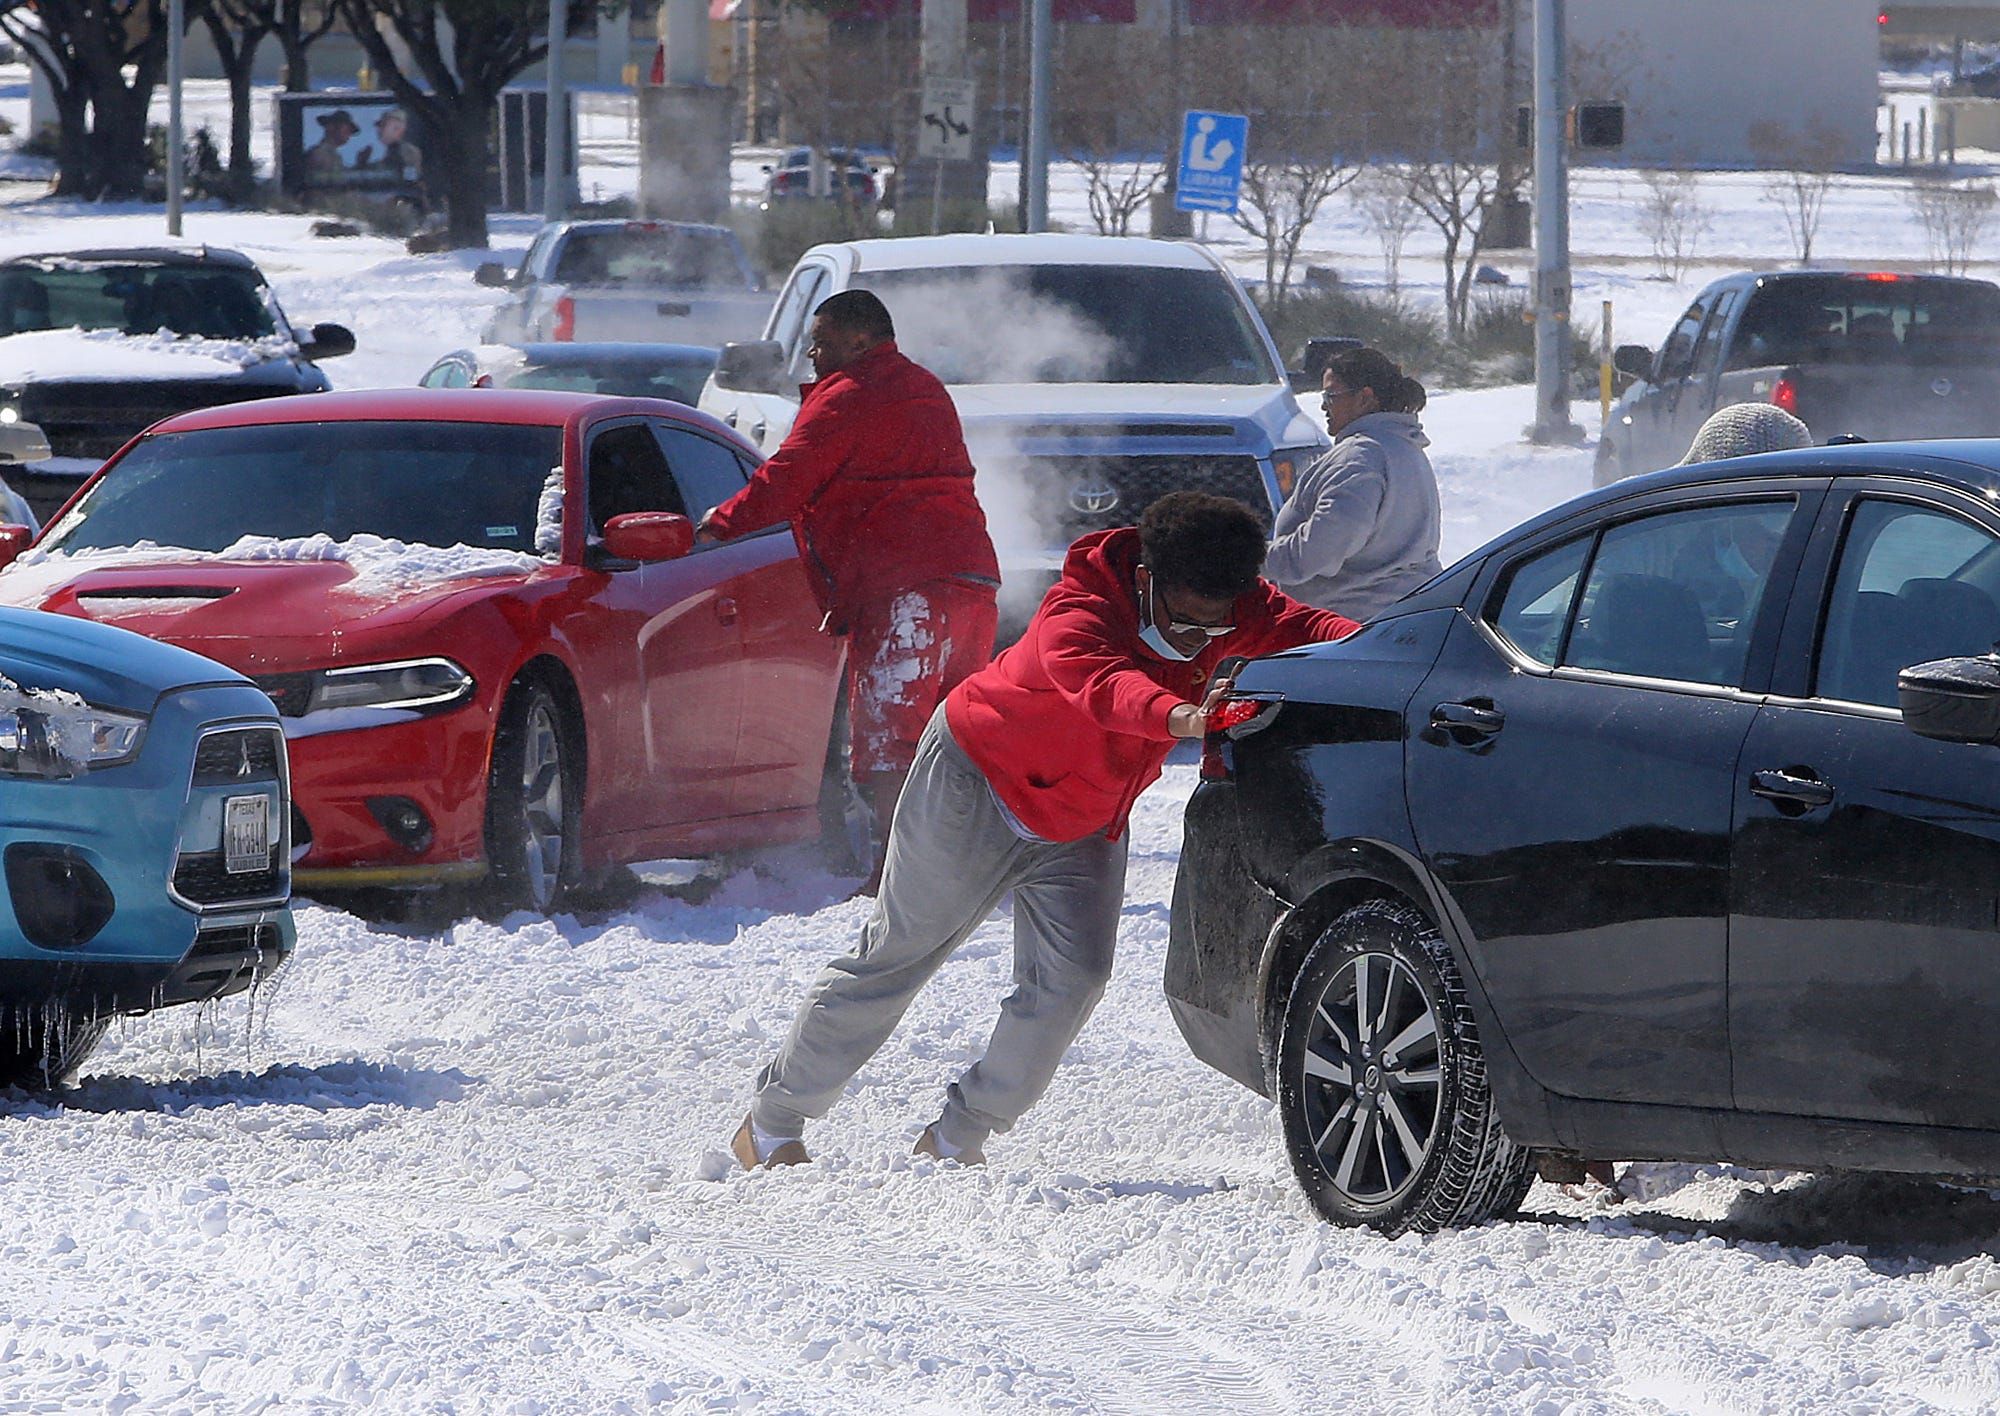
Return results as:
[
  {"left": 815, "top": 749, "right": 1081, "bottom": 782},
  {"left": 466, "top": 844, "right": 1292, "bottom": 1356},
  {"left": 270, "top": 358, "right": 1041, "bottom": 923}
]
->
[
  {"left": 0, "top": 261, "right": 278, "bottom": 340},
  {"left": 40, "top": 421, "right": 564, "bottom": 556},
  {"left": 850, "top": 264, "right": 1280, "bottom": 386},
  {"left": 551, "top": 227, "right": 745, "bottom": 290},
  {"left": 507, "top": 353, "right": 717, "bottom": 402},
  {"left": 1728, "top": 277, "right": 2000, "bottom": 368}
]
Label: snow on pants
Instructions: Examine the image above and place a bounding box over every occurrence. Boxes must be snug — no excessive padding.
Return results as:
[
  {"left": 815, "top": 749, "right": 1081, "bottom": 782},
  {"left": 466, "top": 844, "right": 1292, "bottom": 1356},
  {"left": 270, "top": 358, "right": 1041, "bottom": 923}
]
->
[
  {"left": 845, "top": 578, "right": 998, "bottom": 779},
  {"left": 751, "top": 706, "right": 1128, "bottom": 1153}
]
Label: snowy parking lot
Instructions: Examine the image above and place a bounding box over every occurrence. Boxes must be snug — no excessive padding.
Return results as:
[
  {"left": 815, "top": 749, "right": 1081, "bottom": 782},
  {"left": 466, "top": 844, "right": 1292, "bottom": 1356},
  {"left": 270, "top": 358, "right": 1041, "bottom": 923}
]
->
[{"left": 4, "top": 74, "right": 2000, "bottom": 1408}]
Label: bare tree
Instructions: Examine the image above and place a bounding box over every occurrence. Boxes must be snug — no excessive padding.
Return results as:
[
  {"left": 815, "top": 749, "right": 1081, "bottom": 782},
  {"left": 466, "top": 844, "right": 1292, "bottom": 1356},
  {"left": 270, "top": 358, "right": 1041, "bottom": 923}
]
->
[
  {"left": 1232, "top": 154, "right": 1357, "bottom": 303},
  {"left": 201, "top": 0, "right": 278, "bottom": 197},
  {"left": 1353, "top": 164, "right": 1422, "bottom": 294},
  {"left": 1406, "top": 158, "right": 1499, "bottom": 338},
  {"left": 1637, "top": 168, "right": 1710, "bottom": 281},
  {"left": 266, "top": 0, "right": 344, "bottom": 92},
  {"left": 1912, "top": 177, "right": 1997, "bottom": 275},
  {"left": 1750, "top": 121, "right": 1844, "bottom": 265},
  {"left": 1053, "top": 33, "right": 1169, "bottom": 238}
]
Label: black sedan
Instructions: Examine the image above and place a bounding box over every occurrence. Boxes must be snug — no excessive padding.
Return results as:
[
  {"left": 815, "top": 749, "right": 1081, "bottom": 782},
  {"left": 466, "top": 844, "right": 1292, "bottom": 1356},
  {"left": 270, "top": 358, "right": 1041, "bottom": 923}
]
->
[
  {"left": 1169, "top": 442, "right": 2000, "bottom": 1234},
  {"left": 418, "top": 343, "right": 718, "bottom": 407}
]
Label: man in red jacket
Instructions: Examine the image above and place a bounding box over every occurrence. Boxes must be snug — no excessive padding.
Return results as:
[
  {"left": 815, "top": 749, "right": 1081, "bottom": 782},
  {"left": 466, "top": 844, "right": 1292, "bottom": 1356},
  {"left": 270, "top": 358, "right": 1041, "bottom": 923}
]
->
[
  {"left": 732, "top": 492, "right": 1358, "bottom": 1171},
  {"left": 698, "top": 290, "right": 1000, "bottom": 888}
]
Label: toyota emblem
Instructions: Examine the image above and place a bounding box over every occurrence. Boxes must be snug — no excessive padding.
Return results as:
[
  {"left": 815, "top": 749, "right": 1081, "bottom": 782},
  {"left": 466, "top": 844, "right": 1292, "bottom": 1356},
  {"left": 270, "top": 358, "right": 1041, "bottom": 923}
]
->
[
  {"left": 1069, "top": 486, "right": 1121, "bottom": 515},
  {"left": 1932, "top": 377, "right": 1954, "bottom": 397}
]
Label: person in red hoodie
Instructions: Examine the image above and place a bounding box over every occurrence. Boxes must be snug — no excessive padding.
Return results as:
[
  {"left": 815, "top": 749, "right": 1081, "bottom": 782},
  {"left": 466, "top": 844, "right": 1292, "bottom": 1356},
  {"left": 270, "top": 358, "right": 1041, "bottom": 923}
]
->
[
  {"left": 698, "top": 289, "right": 1001, "bottom": 889},
  {"left": 731, "top": 492, "right": 1357, "bottom": 1170}
]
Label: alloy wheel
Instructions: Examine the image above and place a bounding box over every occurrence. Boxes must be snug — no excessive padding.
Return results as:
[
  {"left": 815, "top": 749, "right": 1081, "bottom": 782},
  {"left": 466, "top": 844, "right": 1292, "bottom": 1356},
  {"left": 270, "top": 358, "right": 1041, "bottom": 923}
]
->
[
  {"left": 517, "top": 700, "right": 565, "bottom": 911},
  {"left": 1296, "top": 950, "right": 1445, "bottom": 1205}
]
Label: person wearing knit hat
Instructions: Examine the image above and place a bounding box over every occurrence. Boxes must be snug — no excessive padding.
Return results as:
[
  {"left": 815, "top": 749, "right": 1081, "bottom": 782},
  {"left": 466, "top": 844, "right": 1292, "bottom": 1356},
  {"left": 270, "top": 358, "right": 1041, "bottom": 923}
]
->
[{"left": 1680, "top": 402, "right": 1813, "bottom": 465}]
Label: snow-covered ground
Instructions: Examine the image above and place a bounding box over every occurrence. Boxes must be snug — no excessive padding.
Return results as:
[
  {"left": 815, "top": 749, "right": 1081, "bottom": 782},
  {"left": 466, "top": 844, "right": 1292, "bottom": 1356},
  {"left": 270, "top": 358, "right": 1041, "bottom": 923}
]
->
[{"left": 1, "top": 69, "right": 1999, "bottom": 1413}]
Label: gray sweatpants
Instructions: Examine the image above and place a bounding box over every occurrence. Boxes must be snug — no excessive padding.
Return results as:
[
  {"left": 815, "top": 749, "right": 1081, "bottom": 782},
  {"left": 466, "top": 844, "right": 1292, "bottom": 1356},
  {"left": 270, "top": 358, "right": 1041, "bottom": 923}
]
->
[{"left": 751, "top": 706, "right": 1128, "bottom": 1154}]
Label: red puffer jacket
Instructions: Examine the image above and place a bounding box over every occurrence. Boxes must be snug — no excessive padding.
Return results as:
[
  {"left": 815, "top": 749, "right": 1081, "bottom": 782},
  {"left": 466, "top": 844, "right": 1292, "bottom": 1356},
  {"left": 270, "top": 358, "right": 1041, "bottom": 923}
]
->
[
  {"left": 703, "top": 341, "right": 999, "bottom": 618},
  {"left": 945, "top": 528, "right": 1357, "bottom": 843}
]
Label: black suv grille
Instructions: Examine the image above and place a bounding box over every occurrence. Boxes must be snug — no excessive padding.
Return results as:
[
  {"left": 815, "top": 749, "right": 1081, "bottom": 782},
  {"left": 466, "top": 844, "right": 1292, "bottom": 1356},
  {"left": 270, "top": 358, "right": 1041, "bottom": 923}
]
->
[
  {"left": 173, "top": 848, "right": 283, "bottom": 906},
  {"left": 193, "top": 728, "right": 283, "bottom": 787},
  {"left": 1017, "top": 454, "right": 1273, "bottom": 540},
  {"left": 22, "top": 383, "right": 296, "bottom": 462}
]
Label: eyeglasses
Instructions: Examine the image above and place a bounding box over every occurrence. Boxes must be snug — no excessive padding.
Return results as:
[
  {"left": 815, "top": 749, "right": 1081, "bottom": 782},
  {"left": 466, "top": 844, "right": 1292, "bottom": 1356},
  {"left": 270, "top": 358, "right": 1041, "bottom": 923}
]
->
[
  {"left": 1321, "top": 386, "right": 1356, "bottom": 404},
  {"left": 1152, "top": 584, "right": 1234, "bottom": 638}
]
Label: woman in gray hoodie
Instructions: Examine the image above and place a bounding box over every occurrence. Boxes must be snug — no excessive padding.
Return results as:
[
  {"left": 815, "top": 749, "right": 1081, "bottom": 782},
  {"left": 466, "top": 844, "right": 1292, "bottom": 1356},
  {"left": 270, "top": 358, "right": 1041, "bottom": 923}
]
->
[{"left": 1265, "top": 347, "right": 1441, "bottom": 621}]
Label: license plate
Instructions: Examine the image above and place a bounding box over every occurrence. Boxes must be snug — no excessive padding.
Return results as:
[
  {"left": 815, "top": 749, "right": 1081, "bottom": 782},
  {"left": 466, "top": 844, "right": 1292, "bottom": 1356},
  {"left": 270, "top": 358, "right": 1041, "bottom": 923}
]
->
[{"left": 224, "top": 796, "right": 270, "bottom": 874}]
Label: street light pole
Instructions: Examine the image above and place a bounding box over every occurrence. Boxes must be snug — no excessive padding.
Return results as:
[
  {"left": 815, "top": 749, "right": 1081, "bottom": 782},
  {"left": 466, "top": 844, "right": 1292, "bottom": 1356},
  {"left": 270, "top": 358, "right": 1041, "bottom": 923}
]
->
[
  {"left": 167, "top": 0, "right": 184, "bottom": 236},
  {"left": 1530, "top": 0, "right": 1578, "bottom": 444},
  {"left": 545, "top": 0, "right": 569, "bottom": 222},
  {"left": 1024, "top": 0, "right": 1051, "bottom": 231}
]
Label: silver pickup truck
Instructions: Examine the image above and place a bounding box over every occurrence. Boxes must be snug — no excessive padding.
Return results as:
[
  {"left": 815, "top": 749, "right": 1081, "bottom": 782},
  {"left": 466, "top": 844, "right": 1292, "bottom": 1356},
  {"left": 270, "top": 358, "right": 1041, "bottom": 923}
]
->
[{"left": 476, "top": 219, "right": 774, "bottom": 348}]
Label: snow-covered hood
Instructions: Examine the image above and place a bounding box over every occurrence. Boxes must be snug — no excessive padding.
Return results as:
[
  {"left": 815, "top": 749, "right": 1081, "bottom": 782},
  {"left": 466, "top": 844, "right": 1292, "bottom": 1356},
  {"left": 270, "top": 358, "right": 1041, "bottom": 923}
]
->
[
  {"left": 0, "top": 327, "right": 303, "bottom": 385},
  {"left": 0, "top": 536, "right": 553, "bottom": 674},
  {"left": 945, "top": 381, "right": 1323, "bottom": 453}
]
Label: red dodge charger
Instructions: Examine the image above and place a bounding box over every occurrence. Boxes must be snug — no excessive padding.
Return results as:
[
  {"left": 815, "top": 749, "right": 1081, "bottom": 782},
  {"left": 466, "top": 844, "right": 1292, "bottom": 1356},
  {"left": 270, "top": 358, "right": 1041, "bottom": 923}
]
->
[{"left": 0, "top": 389, "right": 848, "bottom": 909}]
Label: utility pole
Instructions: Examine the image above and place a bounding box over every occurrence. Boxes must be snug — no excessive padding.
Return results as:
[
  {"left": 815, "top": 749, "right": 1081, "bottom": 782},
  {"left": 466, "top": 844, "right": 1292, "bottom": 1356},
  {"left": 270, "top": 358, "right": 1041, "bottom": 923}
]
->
[
  {"left": 544, "top": 0, "right": 569, "bottom": 222},
  {"left": 1530, "top": 0, "right": 1578, "bottom": 444},
  {"left": 1025, "top": 0, "right": 1052, "bottom": 230},
  {"left": 167, "top": 0, "right": 185, "bottom": 236}
]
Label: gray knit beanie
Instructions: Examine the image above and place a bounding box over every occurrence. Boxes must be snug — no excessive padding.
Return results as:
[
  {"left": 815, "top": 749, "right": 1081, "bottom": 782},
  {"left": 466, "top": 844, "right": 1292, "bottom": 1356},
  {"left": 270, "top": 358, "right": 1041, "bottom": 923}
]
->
[{"left": 1680, "top": 402, "right": 1814, "bottom": 464}]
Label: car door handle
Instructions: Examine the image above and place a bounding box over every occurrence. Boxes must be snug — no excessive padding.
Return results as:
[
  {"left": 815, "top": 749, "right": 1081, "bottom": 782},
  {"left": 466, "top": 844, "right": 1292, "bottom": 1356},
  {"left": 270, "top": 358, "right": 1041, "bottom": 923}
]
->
[
  {"left": 715, "top": 596, "right": 739, "bottom": 625},
  {"left": 1430, "top": 701, "right": 1505, "bottom": 738},
  {"left": 1749, "top": 768, "right": 1834, "bottom": 809}
]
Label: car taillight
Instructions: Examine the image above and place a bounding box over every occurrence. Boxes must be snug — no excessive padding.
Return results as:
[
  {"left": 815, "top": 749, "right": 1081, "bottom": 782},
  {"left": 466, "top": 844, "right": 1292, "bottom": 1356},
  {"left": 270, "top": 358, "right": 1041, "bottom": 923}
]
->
[
  {"left": 552, "top": 295, "right": 576, "bottom": 342},
  {"left": 1771, "top": 376, "right": 1799, "bottom": 415},
  {"left": 1200, "top": 696, "right": 1283, "bottom": 782}
]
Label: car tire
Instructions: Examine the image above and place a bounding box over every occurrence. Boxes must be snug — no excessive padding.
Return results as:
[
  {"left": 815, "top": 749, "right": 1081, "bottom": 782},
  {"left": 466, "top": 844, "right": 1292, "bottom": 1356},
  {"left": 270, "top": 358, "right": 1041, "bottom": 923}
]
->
[
  {"left": 1276, "top": 898, "right": 1533, "bottom": 1235},
  {"left": 484, "top": 680, "right": 581, "bottom": 914},
  {"left": 0, "top": 1008, "right": 108, "bottom": 1089}
]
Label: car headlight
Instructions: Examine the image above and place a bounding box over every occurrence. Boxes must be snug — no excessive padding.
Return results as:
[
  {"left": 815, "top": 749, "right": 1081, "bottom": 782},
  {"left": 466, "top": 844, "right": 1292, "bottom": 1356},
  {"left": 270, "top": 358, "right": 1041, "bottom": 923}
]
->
[
  {"left": 0, "top": 700, "right": 146, "bottom": 778},
  {"left": 299, "top": 658, "right": 475, "bottom": 715},
  {"left": 1270, "top": 446, "right": 1324, "bottom": 500}
]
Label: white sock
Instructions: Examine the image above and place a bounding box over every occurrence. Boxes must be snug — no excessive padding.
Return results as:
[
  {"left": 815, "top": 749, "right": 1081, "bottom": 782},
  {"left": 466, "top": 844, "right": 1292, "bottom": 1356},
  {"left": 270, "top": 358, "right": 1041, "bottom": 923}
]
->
[
  {"left": 750, "top": 1119, "right": 793, "bottom": 1163},
  {"left": 930, "top": 1127, "right": 969, "bottom": 1160}
]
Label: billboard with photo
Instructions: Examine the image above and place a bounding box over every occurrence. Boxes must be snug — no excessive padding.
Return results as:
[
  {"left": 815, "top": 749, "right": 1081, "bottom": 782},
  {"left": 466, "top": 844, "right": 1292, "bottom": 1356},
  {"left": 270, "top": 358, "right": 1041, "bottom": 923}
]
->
[{"left": 273, "top": 92, "right": 435, "bottom": 203}]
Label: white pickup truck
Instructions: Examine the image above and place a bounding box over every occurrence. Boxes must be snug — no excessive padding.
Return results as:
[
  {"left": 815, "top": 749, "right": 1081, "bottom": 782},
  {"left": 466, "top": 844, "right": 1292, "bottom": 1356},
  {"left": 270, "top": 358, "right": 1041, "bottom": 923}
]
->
[
  {"left": 699, "top": 233, "right": 1329, "bottom": 623},
  {"left": 477, "top": 219, "right": 774, "bottom": 347}
]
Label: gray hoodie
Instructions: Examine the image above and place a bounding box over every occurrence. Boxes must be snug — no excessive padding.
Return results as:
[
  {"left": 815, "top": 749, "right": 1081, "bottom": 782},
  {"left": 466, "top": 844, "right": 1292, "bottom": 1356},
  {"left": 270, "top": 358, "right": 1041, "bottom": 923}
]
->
[{"left": 1264, "top": 411, "right": 1442, "bottom": 621}]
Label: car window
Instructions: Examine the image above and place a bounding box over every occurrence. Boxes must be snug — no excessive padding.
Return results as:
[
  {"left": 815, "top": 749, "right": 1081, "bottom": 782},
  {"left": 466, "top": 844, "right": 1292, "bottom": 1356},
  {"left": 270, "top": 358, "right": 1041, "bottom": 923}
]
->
[
  {"left": 653, "top": 424, "right": 749, "bottom": 522},
  {"left": 1656, "top": 296, "right": 1713, "bottom": 382},
  {"left": 587, "top": 422, "right": 685, "bottom": 531},
  {"left": 1489, "top": 536, "right": 1590, "bottom": 667},
  {"left": 1815, "top": 498, "right": 2000, "bottom": 708},
  {"left": 785, "top": 267, "right": 831, "bottom": 380},
  {"left": 1564, "top": 500, "right": 1795, "bottom": 687},
  {"left": 1689, "top": 289, "right": 1738, "bottom": 381},
  {"left": 0, "top": 260, "right": 276, "bottom": 339},
  {"left": 1727, "top": 276, "right": 2000, "bottom": 369},
  {"left": 765, "top": 262, "right": 821, "bottom": 346},
  {"left": 551, "top": 226, "right": 743, "bottom": 289},
  {"left": 420, "top": 361, "right": 469, "bottom": 389}
]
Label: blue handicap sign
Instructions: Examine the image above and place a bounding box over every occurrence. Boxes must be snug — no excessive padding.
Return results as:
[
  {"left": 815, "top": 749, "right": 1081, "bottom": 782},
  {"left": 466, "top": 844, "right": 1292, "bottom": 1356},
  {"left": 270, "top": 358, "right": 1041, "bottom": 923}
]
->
[{"left": 1175, "top": 110, "right": 1249, "bottom": 215}]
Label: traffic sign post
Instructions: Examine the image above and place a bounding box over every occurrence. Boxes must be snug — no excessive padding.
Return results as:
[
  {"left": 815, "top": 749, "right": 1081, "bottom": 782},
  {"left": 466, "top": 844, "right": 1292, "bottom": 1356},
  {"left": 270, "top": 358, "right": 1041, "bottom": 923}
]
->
[
  {"left": 917, "top": 77, "right": 977, "bottom": 162},
  {"left": 1174, "top": 109, "right": 1248, "bottom": 216}
]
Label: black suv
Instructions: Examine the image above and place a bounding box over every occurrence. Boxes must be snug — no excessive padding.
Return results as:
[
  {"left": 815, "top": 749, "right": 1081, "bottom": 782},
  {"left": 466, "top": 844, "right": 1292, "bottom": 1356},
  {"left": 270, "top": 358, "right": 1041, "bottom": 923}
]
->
[
  {"left": 1169, "top": 443, "right": 2000, "bottom": 1234},
  {"left": 0, "top": 247, "right": 355, "bottom": 522}
]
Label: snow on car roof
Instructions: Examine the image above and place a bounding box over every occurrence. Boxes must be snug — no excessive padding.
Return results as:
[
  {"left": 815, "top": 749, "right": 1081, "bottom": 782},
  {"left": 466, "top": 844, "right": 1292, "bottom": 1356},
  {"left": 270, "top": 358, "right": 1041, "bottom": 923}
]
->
[
  {"left": 837, "top": 233, "right": 1224, "bottom": 274},
  {"left": 0, "top": 244, "right": 259, "bottom": 270}
]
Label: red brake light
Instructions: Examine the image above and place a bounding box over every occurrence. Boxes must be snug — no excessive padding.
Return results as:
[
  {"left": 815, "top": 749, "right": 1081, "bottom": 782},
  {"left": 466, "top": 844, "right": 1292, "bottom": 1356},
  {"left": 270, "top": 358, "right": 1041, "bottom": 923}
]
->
[
  {"left": 552, "top": 295, "right": 576, "bottom": 342},
  {"left": 1771, "top": 376, "right": 1799, "bottom": 415},
  {"left": 1199, "top": 697, "right": 1283, "bottom": 782},
  {"left": 1860, "top": 271, "right": 1904, "bottom": 282}
]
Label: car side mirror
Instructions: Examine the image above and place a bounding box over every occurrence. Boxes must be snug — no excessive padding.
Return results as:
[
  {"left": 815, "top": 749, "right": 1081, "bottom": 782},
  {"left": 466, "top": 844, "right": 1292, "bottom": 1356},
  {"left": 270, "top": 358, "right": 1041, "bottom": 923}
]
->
[
  {"left": 603, "top": 511, "right": 693, "bottom": 563},
  {"left": 1612, "top": 344, "right": 1655, "bottom": 380},
  {"left": 0, "top": 524, "right": 29, "bottom": 571},
  {"left": 474, "top": 261, "right": 512, "bottom": 288},
  {"left": 714, "top": 339, "right": 786, "bottom": 395},
  {"left": 298, "top": 322, "right": 356, "bottom": 361},
  {"left": 1899, "top": 653, "right": 2000, "bottom": 745},
  {"left": 0, "top": 421, "right": 51, "bottom": 465}
]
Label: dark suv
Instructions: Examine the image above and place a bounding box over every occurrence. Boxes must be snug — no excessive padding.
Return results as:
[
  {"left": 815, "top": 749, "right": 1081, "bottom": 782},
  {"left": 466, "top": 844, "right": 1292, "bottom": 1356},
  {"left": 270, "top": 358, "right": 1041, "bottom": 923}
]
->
[
  {"left": 0, "top": 247, "right": 355, "bottom": 522},
  {"left": 1169, "top": 442, "right": 2000, "bottom": 1234}
]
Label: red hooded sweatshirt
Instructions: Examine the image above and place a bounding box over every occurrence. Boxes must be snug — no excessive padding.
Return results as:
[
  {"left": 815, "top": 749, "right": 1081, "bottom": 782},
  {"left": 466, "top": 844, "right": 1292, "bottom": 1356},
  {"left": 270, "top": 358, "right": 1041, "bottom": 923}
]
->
[
  {"left": 703, "top": 341, "right": 1000, "bottom": 618},
  {"left": 945, "top": 528, "right": 1358, "bottom": 843}
]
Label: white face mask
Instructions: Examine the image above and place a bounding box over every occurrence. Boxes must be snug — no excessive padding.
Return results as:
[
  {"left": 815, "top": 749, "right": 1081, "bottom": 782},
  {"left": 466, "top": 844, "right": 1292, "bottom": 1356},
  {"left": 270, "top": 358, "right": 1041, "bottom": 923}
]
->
[{"left": 1138, "top": 579, "right": 1197, "bottom": 662}]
